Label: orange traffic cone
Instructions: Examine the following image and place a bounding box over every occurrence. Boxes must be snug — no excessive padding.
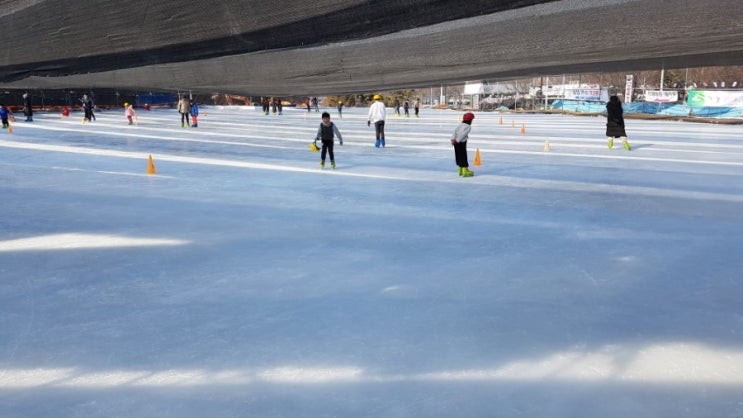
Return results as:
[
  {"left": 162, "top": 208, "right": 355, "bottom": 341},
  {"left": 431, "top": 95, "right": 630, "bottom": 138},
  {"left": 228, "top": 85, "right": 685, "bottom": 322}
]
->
[
  {"left": 474, "top": 148, "right": 481, "bottom": 166},
  {"left": 147, "top": 154, "right": 156, "bottom": 175},
  {"left": 498, "top": 116, "right": 503, "bottom": 125},
  {"left": 7, "top": 124, "right": 12, "bottom": 134},
  {"left": 544, "top": 139, "right": 551, "bottom": 152},
  {"left": 511, "top": 120, "right": 515, "bottom": 128},
  {"left": 521, "top": 123, "right": 526, "bottom": 136}
]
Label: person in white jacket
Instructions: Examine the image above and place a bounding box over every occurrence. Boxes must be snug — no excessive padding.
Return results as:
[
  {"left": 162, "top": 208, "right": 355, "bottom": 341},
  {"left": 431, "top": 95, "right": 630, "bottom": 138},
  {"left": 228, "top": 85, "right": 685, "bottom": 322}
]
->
[
  {"left": 177, "top": 96, "right": 191, "bottom": 127},
  {"left": 451, "top": 112, "right": 475, "bottom": 177},
  {"left": 367, "top": 94, "right": 387, "bottom": 147}
]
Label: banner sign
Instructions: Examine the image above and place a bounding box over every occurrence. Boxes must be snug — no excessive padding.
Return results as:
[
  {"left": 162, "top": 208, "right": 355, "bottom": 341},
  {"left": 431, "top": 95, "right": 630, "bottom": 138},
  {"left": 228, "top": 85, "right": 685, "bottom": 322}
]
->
[
  {"left": 564, "top": 88, "right": 607, "bottom": 102},
  {"left": 687, "top": 90, "right": 743, "bottom": 106},
  {"left": 625, "top": 75, "right": 634, "bottom": 103},
  {"left": 644, "top": 90, "right": 678, "bottom": 102}
]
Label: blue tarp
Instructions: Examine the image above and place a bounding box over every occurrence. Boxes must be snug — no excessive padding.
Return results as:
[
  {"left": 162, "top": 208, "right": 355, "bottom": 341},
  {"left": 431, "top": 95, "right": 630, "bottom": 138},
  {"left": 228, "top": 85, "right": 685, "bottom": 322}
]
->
[
  {"left": 551, "top": 100, "right": 743, "bottom": 119},
  {"left": 551, "top": 100, "right": 605, "bottom": 113},
  {"left": 690, "top": 107, "right": 743, "bottom": 118}
]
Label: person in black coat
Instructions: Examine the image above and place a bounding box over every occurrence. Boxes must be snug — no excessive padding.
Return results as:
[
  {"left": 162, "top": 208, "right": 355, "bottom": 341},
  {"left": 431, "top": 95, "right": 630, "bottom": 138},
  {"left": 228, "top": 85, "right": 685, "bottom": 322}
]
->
[
  {"left": 80, "top": 94, "right": 94, "bottom": 123},
  {"left": 22, "top": 93, "right": 33, "bottom": 122},
  {"left": 606, "top": 95, "right": 631, "bottom": 150}
]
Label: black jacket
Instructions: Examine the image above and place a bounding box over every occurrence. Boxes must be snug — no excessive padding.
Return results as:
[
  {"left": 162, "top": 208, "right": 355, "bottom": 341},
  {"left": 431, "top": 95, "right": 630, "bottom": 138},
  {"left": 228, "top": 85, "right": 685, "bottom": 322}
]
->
[
  {"left": 606, "top": 96, "right": 627, "bottom": 137},
  {"left": 23, "top": 96, "right": 32, "bottom": 116}
]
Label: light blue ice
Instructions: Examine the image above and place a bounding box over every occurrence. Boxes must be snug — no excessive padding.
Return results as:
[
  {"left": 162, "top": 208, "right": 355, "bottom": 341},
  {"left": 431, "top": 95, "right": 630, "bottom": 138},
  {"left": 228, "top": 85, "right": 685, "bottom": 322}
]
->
[{"left": 1, "top": 105, "right": 742, "bottom": 417}]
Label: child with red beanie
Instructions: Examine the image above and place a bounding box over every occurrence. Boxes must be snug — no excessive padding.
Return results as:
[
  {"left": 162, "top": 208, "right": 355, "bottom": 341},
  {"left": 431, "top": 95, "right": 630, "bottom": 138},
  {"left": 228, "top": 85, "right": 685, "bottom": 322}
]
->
[{"left": 451, "top": 112, "right": 475, "bottom": 177}]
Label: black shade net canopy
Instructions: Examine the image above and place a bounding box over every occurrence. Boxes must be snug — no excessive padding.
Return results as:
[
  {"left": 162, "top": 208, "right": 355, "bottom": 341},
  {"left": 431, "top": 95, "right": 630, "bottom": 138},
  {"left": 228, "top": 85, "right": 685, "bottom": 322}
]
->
[{"left": 2, "top": 0, "right": 743, "bottom": 95}]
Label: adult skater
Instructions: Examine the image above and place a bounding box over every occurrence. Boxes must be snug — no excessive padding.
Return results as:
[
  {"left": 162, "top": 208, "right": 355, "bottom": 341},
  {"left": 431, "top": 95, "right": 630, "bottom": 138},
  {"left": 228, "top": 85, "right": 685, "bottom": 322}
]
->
[
  {"left": 367, "top": 94, "right": 387, "bottom": 148},
  {"left": 606, "top": 95, "right": 631, "bottom": 150},
  {"left": 413, "top": 99, "right": 420, "bottom": 117},
  {"left": 178, "top": 95, "right": 191, "bottom": 127},
  {"left": 22, "top": 93, "right": 32, "bottom": 122},
  {"left": 80, "top": 94, "right": 94, "bottom": 123},
  {"left": 451, "top": 112, "right": 475, "bottom": 177}
]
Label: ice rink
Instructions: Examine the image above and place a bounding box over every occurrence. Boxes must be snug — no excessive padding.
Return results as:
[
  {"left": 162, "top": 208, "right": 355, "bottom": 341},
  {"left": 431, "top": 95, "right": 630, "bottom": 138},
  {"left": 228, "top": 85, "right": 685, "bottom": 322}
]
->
[{"left": 1, "top": 105, "right": 743, "bottom": 417}]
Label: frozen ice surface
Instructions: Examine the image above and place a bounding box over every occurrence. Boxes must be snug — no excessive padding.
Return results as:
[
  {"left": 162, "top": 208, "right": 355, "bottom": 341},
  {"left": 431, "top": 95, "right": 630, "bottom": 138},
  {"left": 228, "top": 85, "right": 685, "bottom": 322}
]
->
[{"left": 1, "top": 106, "right": 743, "bottom": 417}]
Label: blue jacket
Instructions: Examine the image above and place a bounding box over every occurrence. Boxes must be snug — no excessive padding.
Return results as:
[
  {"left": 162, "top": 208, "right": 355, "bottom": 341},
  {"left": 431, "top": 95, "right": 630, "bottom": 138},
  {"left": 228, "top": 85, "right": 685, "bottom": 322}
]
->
[{"left": 190, "top": 103, "right": 199, "bottom": 116}]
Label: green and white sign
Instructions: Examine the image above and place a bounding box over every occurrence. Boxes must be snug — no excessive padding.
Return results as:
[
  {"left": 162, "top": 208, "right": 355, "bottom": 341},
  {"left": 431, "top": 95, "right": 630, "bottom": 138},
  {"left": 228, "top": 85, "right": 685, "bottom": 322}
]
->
[{"left": 687, "top": 90, "right": 743, "bottom": 106}]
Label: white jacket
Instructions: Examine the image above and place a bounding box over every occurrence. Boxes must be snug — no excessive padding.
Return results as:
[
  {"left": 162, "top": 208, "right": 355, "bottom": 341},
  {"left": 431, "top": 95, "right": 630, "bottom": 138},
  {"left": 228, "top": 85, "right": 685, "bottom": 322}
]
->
[{"left": 367, "top": 100, "right": 386, "bottom": 123}]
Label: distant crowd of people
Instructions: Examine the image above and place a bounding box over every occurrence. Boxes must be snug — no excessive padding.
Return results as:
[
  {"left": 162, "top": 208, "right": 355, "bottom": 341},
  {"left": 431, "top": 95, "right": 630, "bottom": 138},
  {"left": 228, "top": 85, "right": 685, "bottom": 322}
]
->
[{"left": 5, "top": 91, "right": 633, "bottom": 177}]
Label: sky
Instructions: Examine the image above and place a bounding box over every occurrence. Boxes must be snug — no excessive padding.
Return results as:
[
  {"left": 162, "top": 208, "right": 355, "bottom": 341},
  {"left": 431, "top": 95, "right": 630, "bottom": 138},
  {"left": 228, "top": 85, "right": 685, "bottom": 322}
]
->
[{"left": 1, "top": 105, "right": 743, "bottom": 417}]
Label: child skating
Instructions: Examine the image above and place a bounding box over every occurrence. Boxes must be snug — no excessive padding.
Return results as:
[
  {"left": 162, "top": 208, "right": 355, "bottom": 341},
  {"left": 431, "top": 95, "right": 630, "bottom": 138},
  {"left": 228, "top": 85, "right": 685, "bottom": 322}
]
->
[
  {"left": 451, "top": 112, "right": 475, "bottom": 177},
  {"left": 190, "top": 100, "right": 199, "bottom": 127},
  {"left": 0, "top": 104, "right": 15, "bottom": 129},
  {"left": 124, "top": 102, "right": 136, "bottom": 125},
  {"left": 315, "top": 112, "right": 343, "bottom": 169}
]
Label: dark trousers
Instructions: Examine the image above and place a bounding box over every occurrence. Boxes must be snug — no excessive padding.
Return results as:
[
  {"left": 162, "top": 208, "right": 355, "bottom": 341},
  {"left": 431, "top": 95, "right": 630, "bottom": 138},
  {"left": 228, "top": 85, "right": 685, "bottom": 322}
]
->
[
  {"left": 454, "top": 141, "right": 469, "bottom": 167},
  {"left": 374, "top": 120, "right": 385, "bottom": 139},
  {"left": 181, "top": 112, "right": 190, "bottom": 125},
  {"left": 321, "top": 140, "right": 334, "bottom": 162}
]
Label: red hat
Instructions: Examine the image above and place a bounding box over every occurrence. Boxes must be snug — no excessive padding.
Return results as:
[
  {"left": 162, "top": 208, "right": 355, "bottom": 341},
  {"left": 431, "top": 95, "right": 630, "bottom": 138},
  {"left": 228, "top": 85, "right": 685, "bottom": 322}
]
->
[{"left": 463, "top": 112, "right": 475, "bottom": 122}]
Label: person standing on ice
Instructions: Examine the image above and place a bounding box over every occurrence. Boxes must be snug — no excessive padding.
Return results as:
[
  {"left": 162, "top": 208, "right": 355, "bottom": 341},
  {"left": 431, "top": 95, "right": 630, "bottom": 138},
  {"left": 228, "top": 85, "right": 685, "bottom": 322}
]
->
[
  {"left": 190, "top": 100, "right": 199, "bottom": 127},
  {"left": 178, "top": 95, "right": 191, "bottom": 127},
  {"left": 312, "top": 97, "right": 319, "bottom": 112},
  {"left": 606, "top": 95, "right": 631, "bottom": 150},
  {"left": 414, "top": 99, "right": 420, "bottom": 117},
  {"left": 22, "top": 93, "right": 33, "bottom": 122},
  {"left": 270, "top": 97, "right": 278, "bottom": 115},
  {"left": 451, "top": 112, "right": 475, "bottom": 177},
  {"left": 0, "top": 103, "right": 15, "bottom": 129},
  {"left": 80, "top": 94, "right": 94, "bottom": 123},
  {"left": 367, "top": 94, "right": 387, "bottom": 147},
  {"left": 124, "top": 102, "right": 136, "bottom": 125},
  {"left": 314, "top": 111, "right": 343, "bottom": 169}
]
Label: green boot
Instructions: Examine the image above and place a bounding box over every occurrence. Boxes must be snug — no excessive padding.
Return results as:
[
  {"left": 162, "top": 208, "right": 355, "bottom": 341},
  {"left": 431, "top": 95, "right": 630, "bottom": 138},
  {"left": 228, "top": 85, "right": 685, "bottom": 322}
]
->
[
  {"left": 462, "top": 167, "right": 474, "bottom": 177},
  {"left": 608, "top": 137, "right": 614, "bottom": 149},
  {"left": 458, "top": 167, "right": 464, "bottom": 176},
  {"left": 623, "top": 139, "right": 631, "bottom": 151}
]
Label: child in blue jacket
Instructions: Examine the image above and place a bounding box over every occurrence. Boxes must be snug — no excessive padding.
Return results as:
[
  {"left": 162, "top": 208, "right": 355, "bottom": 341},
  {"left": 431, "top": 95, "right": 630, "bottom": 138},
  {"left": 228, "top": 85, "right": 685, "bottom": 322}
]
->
[
  {"left": 0, "top": 104, "right": 15, "bottom": 128},
  {"left": 190, "top": 100, "right": 199, "bottom": 127}
]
